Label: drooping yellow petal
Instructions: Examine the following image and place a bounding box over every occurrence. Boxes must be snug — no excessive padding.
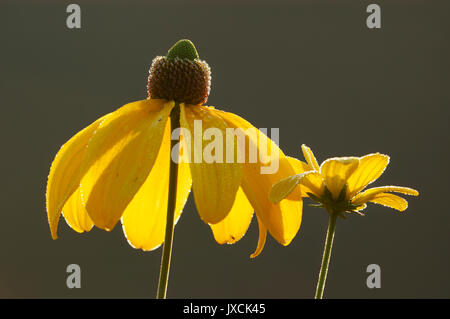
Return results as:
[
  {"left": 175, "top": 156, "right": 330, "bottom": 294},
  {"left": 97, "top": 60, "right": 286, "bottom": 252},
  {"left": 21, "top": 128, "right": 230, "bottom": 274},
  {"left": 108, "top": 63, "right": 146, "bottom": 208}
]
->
[
  {"left": 347, "top": 153, "right": 389, "bottom": 198},
  {"left": 180, "top": 104, "right": 242, "bottom": 224},
  {"left": 352, "top": 186, "right": 419, "bottom": 206},
  {"left": 121, "top": 121, "right": 192, "bottom": 251},
  {"left": 80, "top": 99, "right": 174, "bottom": 230},
  {"left": 250, "top": 216, "right": 268, "bottom": 258},
  {"left": 301, "top": 144, "right": 320, "bottom": 171},
  {"left": 368, "top": 193, "right": 409, "bottom": 212},
  {"left": 61, "top": 188, "right": 94, "bottom": 234},
  {"left": 320, "top": 157, "right": 360, "bottom": 200},
  {"left": 211, "top": 108, "right": 302, "bottom": 246},
  {"left": 46, "top": 114, "right": 106, "bottom": 239},
  {"left": 210, "top": 187, "right": 254, "bottom": 245}
]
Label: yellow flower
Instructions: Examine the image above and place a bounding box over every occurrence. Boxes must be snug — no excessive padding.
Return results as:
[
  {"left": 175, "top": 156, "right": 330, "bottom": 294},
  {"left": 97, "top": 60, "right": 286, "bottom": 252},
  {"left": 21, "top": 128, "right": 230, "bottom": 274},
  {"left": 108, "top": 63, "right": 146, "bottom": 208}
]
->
[
  {"left": 270, "top": 144, "right": 419, "bottom": 215},
  {"left": 46, "top": 40, "right": 302, "bottom": 258}
]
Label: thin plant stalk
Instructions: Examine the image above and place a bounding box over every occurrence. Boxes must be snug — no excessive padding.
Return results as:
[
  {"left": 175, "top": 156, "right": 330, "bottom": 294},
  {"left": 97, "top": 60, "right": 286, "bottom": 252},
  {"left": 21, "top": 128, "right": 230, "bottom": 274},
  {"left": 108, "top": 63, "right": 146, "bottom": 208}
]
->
[
  {"left": 315, "top": 212, "right": 338, "bottom": 299},
  {"left": 156, "top": 103, "right": 180, "bottom": 299}
]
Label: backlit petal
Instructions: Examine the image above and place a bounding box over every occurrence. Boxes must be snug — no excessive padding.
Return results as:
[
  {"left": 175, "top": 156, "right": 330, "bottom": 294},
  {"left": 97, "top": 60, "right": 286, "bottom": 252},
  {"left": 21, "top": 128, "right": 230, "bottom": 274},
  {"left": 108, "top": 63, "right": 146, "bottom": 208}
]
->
[
  {"left": 80, "top": 99, "right": 173, "bottom": 230},
  {"left": 301, "top": 144, "right": 320, "bottom": 171},
  {"left": 320, "top": 157, "right": 359, "bottom": 200},
  {"left": 355, "top": 203, "right": 367, "bottom": 211},
  {"left": 121, "top": 121, "right": 192, "bottom": 251},
  {"left": 269, "top": 171, "right": 323, "bottom": 203},
  {"left": 347, "top": 153, "right": 389, "bottom": 198},
  {"left": 287, "top": 156, "right": 311, "bottom": 174},
  {"left": 352, "top": 186, "right": 419, "bottom": 206},
  {"left": 46, "top": 114, "right": 105, "bottom": 239},
  {"left": 62, "top": 188, "right": 94, "bottom": 234},
  {"left": 300, "top": 172, "right": 325, "bottom": 198},
  {"left": 210, "top": 187, "right": 254, "bottom": 245},
  {"left": 369, "top": 193, "right": 409, "bottom": 212},
  {"left": 212, "top": 108, "right": 302, "bottom": 246},
  {"left": 180, "top": 104, "right": 242, "bottom": 224},
  {"left": 250, "top": 216, "right": 267, "bottom": 258},
  {"left": 287, "top": 156, "right": 313, "bottom": 197}
]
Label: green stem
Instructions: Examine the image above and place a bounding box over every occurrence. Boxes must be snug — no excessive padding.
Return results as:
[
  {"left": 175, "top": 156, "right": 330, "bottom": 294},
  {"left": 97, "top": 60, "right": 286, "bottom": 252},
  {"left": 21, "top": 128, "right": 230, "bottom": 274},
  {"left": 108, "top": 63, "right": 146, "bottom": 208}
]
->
[
  {"left": 315, "top": 211, "right": 338, "bottom": 299},
  {"left": 156, "top": 103, "right": 180, "bottom": 299}
]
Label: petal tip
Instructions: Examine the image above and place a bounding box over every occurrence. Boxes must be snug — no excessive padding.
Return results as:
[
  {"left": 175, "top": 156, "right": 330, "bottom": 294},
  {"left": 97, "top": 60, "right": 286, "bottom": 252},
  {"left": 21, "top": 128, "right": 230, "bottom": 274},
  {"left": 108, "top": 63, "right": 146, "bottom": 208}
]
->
[{"left": 249, "top": 252, "right": 259, "bottom": 259}]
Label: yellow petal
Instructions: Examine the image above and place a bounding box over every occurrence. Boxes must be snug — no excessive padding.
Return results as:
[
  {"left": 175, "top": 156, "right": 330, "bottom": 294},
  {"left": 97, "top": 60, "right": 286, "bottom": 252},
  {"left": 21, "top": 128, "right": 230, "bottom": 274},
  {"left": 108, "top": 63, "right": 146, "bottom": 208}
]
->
[
  {"left": 320, "top": 157, "right": 359, "bottom": 200},
  {"left": 269, "top": 175, "right": 303, "bottom": 204},
  {"left": 211, "top": 108, "right": 302, "bottom": 246},
  {"left": 121, "top": 121, "right": 192, "bottom": 251},
  {"left": 46, "top": 114, "right": 106, "bottom": 239},
  {"left": 347, "top": 153, "right": 389, "bottom": 198},
  {"left": 300, "top": 172, "right": 325, "bottom": 198},
  {"left": 210, "top": 187, "right": 254, "bottom": 245},
  {"left": 180, "top": 104, "right": 243, "bottom": 224},
  {"left": 61, "top": 188, "right": 94, "bottom": 233},
  {"left": 352, "top": 186, "right": 419, "bottom": 206},
  {"left": 286, "top": 156, "right": 314, "bottom": 197},
  {"left": 269, "top": 171, "right": 323, "bottom": 203},
  {"left": 287, "top": 156, "right": 311, "bottom": 174},
  {"left": 301, "top": 144, "right": 320, "bottom": 171},
  {"left": 80, "top": 99, "right": 174, "bottom": 230},
  {"left": 369, "top": 193, "right": 409, "bottom": 212},
  {"left": 250, "top": 216, "right": 268, "bottom": 258}
]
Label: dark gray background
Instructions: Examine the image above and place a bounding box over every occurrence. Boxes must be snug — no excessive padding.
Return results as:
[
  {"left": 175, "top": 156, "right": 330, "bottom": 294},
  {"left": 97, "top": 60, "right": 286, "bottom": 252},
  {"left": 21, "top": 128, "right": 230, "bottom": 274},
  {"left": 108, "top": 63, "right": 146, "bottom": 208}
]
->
[{"left": 1, "top": 0, "right": 449, "bottom": 298}]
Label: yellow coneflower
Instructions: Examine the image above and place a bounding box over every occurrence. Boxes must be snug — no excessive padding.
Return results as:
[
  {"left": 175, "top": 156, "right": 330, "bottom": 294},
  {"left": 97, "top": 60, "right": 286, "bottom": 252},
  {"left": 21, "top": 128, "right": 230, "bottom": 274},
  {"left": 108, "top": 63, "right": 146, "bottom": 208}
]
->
[{"left": 46, "top": 39, "right": 302, "bottom": 298}]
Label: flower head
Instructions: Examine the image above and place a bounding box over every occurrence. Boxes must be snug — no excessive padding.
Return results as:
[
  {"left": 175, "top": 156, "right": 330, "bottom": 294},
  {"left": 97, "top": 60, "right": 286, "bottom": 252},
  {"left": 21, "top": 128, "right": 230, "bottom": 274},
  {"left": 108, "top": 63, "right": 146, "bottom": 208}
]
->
[
  {"left": 270, "top": 145, "right": 419, "bottom": 216},
  {"left": 46, "top": 40, "right": 302, "bottom": 258}
]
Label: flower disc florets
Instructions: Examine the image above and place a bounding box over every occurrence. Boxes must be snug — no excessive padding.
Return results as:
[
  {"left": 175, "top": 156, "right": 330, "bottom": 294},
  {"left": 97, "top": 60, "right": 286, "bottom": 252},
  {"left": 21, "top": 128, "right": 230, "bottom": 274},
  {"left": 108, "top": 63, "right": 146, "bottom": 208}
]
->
[{"left": 147, "top": 56, "right": 211, "bottom": 105}]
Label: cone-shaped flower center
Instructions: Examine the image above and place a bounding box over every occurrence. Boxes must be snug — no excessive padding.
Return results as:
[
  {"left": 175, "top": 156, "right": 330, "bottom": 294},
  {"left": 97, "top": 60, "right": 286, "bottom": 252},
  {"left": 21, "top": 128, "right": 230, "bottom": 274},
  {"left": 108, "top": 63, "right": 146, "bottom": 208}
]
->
[{"left": 147, "top": 39, "right": 211, "bottom": 105}]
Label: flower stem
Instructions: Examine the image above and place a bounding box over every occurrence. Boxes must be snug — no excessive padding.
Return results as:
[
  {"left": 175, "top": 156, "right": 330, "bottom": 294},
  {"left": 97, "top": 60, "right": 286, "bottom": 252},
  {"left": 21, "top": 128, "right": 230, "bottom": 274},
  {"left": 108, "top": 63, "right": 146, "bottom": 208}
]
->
[
  {"left": 156, "top": 103, "right": 180, "bottom": 299},
  {"left": 315, "top": 211, "right": 338, "bottom": 299}
]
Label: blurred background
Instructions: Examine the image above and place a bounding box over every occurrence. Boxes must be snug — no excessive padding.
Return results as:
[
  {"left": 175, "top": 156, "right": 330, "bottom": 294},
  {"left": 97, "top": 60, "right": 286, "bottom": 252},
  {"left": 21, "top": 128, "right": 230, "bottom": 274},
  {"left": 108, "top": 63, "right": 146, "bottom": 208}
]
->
[{"left": 0, "top": 0, "right": 449, "bottom": 298}]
